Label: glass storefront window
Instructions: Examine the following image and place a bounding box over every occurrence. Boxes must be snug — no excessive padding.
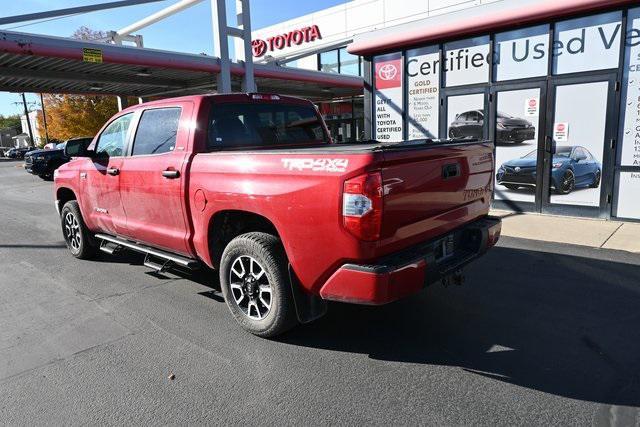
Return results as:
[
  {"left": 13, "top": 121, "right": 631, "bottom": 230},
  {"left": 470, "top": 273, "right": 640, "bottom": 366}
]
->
[
  {"left": 552, "top": 11, "right": 622, "bottom": 75},
  {"left": 494, "top": 25, "right": 549, "bottom": 81},
  {"left": 406, "top": 45, "right": 440, "bottom": 139},
  {"left": 319, "top": 50, "right": 339, "bottom": 73},
  {"left": 444, "top": 36, "right": 490, "bottom": 87},
  {"left": 615, "top": 7, "right": 640, "bottom": 219},
  {"left": 339, "top": 48, "right": 360, "bottom": 76},
  {"left": 447, "top": 93, "right": 485, "bottom": 139}
]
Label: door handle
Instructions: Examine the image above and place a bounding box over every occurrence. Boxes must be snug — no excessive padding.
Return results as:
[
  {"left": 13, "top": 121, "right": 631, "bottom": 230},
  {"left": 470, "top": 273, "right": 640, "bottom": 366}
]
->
[
  {"left": 162, "top": 169, "right": 180, "bottom": 179},
  {"left": 544, "top": 136, "right": 556, "bottom": 154},
  {"left": 106, "top": 167, "right": 119, "bottom": 176}
]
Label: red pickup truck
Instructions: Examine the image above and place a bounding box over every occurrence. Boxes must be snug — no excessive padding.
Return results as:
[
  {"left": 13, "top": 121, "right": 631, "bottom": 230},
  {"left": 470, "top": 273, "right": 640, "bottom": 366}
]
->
[{"left": 54, "top": 93, "right": 501, "bottom": 337}]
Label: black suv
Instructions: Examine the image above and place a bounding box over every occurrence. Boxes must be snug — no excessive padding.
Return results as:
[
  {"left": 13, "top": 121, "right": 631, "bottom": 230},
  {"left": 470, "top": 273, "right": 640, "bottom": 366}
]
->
[{"left": 24, "top": 137, "right": 93, "bottom": 180}]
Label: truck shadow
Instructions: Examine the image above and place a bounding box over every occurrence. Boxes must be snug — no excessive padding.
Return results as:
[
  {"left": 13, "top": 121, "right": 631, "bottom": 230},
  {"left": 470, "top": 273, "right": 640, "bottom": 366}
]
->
[{"left": 281, "top": 243, "right": 640, "bottom": 407}]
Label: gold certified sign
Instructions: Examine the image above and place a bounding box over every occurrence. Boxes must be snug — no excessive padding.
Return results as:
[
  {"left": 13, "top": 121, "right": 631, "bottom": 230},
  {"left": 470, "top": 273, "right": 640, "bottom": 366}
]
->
[{"left": 82, "top": 48, "right": 103, "bottom": 64}]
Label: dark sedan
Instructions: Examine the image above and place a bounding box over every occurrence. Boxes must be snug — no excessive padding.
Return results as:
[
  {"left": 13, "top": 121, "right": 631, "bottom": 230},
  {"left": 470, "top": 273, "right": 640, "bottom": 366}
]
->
[
  {"left": 449, "top": 110, "right": 535, "bottom": 143},
  {"left": 496, "top": 146, "right": 601, "bottom": 195},
  {"left": 6, "top": 146, "right": 35, "bottom": 159}
]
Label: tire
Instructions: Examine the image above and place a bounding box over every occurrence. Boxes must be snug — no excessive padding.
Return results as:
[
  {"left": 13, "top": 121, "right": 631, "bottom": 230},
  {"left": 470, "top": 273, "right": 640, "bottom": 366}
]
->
[
  {"left": 557, "top": 170, "right": 575, "bottom": 195},
  {"left": 219, "top": 232, "right": 298, "bottom": 338},
  {"left": 589, "top": 170, "right": 601, "bottom": 188},
  {"left": 60, "top": 200, "right": 98, "bottom": 259},
  {"left": 449, "top": 128, "right": 457, "bottom": 138},
  {"left": 39, "top": 174, "right": 53, "bottom": 181},
  {"left": 504, "top": 184, "right": 520, "bottom": 190}
]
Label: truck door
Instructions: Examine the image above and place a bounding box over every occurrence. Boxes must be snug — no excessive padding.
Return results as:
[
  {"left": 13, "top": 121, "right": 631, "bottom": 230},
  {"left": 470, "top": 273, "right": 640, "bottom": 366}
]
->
[
  {"left": 118, "top": 103, "right": 193, "bottom": 256},
  {"left": 81, "top": 113, "right": 133, "bottom": 236}
]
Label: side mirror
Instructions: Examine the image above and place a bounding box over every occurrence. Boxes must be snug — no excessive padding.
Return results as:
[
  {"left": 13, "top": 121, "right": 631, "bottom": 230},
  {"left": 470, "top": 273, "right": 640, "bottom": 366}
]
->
[{"left": 64, "top": 139, "right": 90, "bottom": 158}]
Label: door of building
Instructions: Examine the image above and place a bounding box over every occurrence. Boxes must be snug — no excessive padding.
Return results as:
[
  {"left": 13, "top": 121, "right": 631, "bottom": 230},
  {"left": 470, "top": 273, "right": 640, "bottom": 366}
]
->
[
  {"left": 541, "top": 74, "right": 618, "bottom": 218},
  {"left": 490, "top": 82, "right": 548, "bottom": 213}
]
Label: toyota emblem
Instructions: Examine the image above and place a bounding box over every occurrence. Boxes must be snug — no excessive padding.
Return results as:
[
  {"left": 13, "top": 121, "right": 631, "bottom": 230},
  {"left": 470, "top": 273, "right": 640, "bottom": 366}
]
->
[
  {"left": 378, "top": 63, "right": 398, "bottom": 81},
  {"left": 514, "top": 166, "right": 521, "bottom": 173},
  {"left": 252, "top": 39, "right": 267, "bottom": 57}
]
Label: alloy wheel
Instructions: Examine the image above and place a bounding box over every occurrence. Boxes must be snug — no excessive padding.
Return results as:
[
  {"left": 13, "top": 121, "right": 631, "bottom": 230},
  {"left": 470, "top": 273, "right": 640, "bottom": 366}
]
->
[
  {"left": 229, "top": 255, "right": 272, "bottom": 320},
  {"left": 561, "top": 171, "right": 575, "bottom": 194},
  {"left": 64, "top": 212, "right": 81, "bottom": 252}
]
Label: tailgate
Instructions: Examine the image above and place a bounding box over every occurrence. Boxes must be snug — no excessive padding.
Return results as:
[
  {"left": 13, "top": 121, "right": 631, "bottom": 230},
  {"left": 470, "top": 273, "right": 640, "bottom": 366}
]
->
[{"left": 379, "top": 141, "right": 494, "bottom": 247}]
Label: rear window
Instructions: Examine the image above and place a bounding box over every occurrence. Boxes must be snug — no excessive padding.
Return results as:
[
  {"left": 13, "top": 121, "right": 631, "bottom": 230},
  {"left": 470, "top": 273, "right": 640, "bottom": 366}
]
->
[{"left": 207, "top": 102, "right": 328, "bottom": 149}]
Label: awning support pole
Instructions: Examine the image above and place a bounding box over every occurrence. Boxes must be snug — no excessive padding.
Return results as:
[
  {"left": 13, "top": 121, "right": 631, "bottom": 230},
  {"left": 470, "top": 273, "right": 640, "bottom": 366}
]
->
[{"left": 211, "top": 0, "right": 256, "bottom": 94}]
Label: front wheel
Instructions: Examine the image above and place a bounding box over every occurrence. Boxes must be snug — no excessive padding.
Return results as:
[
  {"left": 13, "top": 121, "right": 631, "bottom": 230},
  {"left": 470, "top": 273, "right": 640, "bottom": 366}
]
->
[
  {"left": 557, "top": 170, "right": 576, "bottom": 195},
  {"left": 60, "top": 200, "right": 98, "bottom": 259},
  {"left": 220, "top": 232, "right": 298, "bottom": 338}
]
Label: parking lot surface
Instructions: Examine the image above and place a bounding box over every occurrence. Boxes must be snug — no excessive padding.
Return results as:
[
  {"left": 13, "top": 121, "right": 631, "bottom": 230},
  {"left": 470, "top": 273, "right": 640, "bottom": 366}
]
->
[{"left": 1, "top": 160, "right": 639, "bottom": 425}]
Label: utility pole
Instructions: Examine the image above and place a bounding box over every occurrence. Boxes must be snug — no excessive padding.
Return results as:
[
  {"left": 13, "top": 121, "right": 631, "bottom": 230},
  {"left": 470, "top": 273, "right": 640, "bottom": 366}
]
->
[
  {"left": 20, "top": 93, "right": 34, "bottom": 147},
  {"left": 39, "top": 93, "right": 50, "bottom": 145}
]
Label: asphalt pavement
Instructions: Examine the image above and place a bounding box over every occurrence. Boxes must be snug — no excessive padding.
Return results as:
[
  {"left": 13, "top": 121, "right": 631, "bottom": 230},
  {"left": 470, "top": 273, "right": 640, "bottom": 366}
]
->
[{"left": 1, "top": 160, "right": 639, "bottom": 425}]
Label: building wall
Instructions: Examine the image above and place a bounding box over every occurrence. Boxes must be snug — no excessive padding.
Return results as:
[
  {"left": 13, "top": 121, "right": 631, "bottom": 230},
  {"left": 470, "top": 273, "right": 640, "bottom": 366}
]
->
[
  {"left": 20, "top": 110, "right": 42, "bottom": 144},
  {"left": 365, "top": 4, "right": 640, "bottom": 222},
  {"left": 250, "top": 0, "right": 505, "bottom": 68}
]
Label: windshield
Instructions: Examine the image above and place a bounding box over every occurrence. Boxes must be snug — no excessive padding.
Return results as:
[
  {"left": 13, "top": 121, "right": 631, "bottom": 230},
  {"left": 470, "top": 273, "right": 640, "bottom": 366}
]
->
[
  {"left": 555, "top": 147, "right": 573, "bottom": 158},
  {"left": 207, "top": 101, "right": 329, "bottom": 149},
  {"left": 523, "top": 150, "right": 537, "bottom": 158},
  {"left": 497, "top": 111, "right": 514, "bottom": 119},
  {"left": 56, "top": 142, "right": 67, "bottom": 150}
]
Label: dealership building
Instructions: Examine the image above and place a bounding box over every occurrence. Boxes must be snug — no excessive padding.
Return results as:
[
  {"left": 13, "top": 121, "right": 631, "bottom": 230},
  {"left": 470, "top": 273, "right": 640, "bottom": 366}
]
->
[{"left": 251, "top": 0, "right": 640, "bottom": 222}]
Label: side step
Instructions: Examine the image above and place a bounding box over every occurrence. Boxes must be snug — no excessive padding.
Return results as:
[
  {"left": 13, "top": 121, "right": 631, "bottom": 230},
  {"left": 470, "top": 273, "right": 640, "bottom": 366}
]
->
[{"left": 95, "top": 233, "right": 200, "bottom": 270}]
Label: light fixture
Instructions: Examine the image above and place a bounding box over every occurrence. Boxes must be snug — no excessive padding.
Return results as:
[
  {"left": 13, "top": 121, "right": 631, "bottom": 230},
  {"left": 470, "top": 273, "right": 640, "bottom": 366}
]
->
[{"left": 135, "top": 69, "right": 152, "bottom": 77}]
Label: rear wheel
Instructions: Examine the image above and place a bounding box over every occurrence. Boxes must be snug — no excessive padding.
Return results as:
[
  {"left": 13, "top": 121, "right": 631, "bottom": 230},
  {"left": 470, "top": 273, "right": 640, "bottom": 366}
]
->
[
  {"left": 60, "top": 200, "right": 97, "bottom": 259},
  {"left": 220, "top": 232, "right": 298, "bottom": 338},
  {"left": 589, "top": 170, "right": 601, "bottom": 188}
]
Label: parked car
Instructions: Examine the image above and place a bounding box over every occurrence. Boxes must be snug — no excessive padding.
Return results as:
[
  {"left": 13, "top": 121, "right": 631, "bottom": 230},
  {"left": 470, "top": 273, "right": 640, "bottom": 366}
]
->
[
  {"left": 54, "top": 93, "right": 501, "bottom": 337},
  {"left": 24, "top": 137, "right": 93, "bottom": 180},
  {"left": 449, "top": 110, "right": 535, "bottom": 143},
  {"left": 496, "top": 146, "right": 601, "bottom": 194},
  {"left": 6, "top": 146, "right": 34, "bottom": 159}
]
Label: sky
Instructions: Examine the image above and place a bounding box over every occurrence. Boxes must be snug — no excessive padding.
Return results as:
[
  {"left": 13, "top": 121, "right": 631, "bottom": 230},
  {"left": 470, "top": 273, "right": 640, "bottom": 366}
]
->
[{"left": 0, "top": 0, "right": 347, "bottom": 117}]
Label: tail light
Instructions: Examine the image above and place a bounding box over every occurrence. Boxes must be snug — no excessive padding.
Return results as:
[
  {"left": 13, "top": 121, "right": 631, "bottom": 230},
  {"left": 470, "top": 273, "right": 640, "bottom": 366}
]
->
[{"left": 342, "top": 172, "right": 383, "bottom": 241}]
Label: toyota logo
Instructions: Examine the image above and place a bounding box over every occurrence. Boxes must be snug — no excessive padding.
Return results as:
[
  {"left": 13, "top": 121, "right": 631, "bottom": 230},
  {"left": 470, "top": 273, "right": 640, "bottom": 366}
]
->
[
  {"left": 252, "top": 39, "right": 267, "bottom": 57},
  {"left": 514, "top": 167, "right": 521, "bottom": 173},
  {"left": 378, "top": 63, "right": 398, "bottom": 81}
]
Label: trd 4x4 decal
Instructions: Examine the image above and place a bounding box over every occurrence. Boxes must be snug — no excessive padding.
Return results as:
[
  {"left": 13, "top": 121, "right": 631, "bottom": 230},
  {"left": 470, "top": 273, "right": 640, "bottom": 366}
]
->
[{"left": 282, "top": 158, "right": 349, "bottom": 172}]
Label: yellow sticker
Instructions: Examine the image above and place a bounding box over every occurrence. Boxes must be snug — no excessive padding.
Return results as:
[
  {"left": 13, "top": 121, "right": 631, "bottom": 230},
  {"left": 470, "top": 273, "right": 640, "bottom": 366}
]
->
[{"left": 82, "top": 48, "right": 103, "bottom": 64}]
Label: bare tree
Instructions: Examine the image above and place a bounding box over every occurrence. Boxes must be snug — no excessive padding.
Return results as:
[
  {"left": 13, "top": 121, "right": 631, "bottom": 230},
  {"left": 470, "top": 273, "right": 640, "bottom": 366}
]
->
[{"left": 71, "top": 26, "right": 106, "bottom": 41}]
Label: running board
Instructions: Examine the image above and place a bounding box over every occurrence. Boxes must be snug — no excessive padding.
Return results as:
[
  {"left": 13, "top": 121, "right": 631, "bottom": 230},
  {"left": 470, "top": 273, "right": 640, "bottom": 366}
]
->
[{"left": 95, "top": 233, "right": 200, "bottom": 270}]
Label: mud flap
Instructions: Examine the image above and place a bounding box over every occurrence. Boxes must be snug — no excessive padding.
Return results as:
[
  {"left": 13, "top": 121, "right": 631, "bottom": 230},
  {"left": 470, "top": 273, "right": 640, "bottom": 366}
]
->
[{"left": 288, "top": 265, "right": 327, "bottom": 324}]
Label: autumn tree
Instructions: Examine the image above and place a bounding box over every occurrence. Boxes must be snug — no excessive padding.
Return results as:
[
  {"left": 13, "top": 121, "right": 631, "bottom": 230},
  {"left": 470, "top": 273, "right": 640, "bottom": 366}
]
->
[
  {"left": 35, "top": 27, "right": 119, "bottom": 140},
  {"left": 37, "top": 94, "right": 118, "bottom": 140}
]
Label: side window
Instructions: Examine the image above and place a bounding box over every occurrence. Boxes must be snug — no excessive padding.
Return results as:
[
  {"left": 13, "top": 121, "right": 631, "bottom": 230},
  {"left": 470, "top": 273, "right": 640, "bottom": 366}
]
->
[
  {"left": 96, "top": 114, "right": 133, "bottom": 157},
  {"left": 132, "top": 107, "right": 181, "bottom": 156},
  {"left": 467, "top": 111, "right": 478, "bottom": 122}
]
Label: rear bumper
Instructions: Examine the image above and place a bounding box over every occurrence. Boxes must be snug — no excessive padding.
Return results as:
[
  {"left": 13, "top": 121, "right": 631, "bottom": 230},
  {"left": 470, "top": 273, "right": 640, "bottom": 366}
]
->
[{"left": 319, "top": 216, "right": 501, "bottom": 305}]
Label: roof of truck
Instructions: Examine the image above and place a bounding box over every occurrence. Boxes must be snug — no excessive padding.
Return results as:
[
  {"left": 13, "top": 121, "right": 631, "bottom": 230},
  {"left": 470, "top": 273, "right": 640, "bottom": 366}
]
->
[{"left": 121, "top": 93, "right": 314, "bottom": 112}]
